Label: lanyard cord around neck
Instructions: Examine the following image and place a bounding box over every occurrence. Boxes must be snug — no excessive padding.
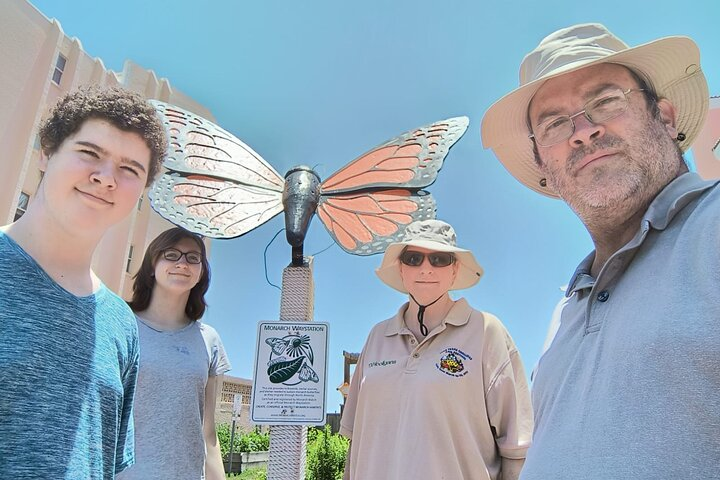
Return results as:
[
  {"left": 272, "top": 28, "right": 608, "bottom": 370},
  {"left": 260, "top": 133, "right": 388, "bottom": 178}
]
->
[{"left": 408, "top": 293, "right": 445, "bottom": 337}]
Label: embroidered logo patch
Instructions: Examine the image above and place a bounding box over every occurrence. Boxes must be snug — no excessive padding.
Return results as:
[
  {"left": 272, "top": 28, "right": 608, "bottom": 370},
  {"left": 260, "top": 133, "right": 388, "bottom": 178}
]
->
[{"left": 436, "top": 348, "right": 472, "bottom": 377}]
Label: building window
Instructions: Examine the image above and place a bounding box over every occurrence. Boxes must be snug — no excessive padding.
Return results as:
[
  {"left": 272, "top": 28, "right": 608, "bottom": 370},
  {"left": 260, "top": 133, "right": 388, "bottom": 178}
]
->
[
  {"left": 126, "top": 245, "right": 135, "bottom": 273},
  {"left": 51, "top": 54, "right": 67, "bottom": 85},
  {"left": 14, "top": 192, "right": 30, "bottom": 221}
]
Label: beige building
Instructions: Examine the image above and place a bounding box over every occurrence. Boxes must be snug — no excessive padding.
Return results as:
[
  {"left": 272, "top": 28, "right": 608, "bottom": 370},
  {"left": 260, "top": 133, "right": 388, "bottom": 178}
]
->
[
  {"left": 692, "top": 96, "right": 720, "bottom": 180},
  {"left": 2, "top": 0, "right": 257, "bottom": 420},
  {"left": 217, "top": 375, "right": 255, "bottom": 430},
  {"left": 0, "top": 0, "right": 215, "bottom": 299}
]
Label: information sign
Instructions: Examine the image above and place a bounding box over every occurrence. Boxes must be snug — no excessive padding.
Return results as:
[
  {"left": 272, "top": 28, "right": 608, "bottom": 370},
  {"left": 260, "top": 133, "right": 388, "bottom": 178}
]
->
[{"left": 251, "top": 322, "right": 328, "bottom": 425}]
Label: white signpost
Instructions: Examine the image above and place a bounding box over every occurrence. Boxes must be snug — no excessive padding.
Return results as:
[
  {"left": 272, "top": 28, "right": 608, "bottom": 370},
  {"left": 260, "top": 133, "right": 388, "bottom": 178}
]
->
[
  {"left": 227, "top": 393, "right": 243, "bottom": 473},
  {"left": 233, "top": 393, "right": 243, "bottom": 420},
  {"left": 251, "top": 321, "right": 329, "bottom": 425}
]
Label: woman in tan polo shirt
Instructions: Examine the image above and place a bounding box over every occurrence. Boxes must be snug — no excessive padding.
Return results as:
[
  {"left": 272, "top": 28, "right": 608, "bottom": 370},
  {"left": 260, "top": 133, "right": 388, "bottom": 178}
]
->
[{"left": 339, "top": 219, "right": 533, "bottom": 480}]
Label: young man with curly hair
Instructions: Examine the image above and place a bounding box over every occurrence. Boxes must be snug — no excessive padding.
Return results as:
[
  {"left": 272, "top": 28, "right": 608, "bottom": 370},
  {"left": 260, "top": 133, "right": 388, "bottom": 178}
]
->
[{"left": 0, "top": 86, "right": 167, "bottom": 479}]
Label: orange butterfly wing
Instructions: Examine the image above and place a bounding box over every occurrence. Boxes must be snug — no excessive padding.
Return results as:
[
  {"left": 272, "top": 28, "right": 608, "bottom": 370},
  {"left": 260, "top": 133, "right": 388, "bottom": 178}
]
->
[
  {"left": 149, "top": 101, "right": 285, "bottom": 238},
  {"left": 317, "top": 189, "right": 436, "bottom": 255},
  {"left": 317, "top": 117, "right": 468, "bottom": 254},
  {"left": 320, "top": 117, "right": 468, "bottom": 194},
  {"left": 151, "top": 173, "right": 285, "bottom": 238}
]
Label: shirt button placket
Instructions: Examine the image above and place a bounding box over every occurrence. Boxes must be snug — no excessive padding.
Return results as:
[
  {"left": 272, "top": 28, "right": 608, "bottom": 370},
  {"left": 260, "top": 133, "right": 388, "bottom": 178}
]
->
[
  {"left": 585, "top": 288, "right": 610, "bottom": 333},
  {"left": 406, "top": 343, "right": 420, "bottom": 372}
]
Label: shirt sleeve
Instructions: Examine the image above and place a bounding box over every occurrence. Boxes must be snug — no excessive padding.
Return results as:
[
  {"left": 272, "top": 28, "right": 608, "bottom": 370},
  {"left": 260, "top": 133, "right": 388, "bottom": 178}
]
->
[
  {"left": 115, "top": 333, "right": 139, "bottom": 473},
  {"left": 339, "top": 349, "right": 365, "bottom": 439},
  {"left": 483, "top": 313, "right": 534, "bottom": 460},
  {"left": 206, "top": 324, "right": 231, "bottom": 377}
]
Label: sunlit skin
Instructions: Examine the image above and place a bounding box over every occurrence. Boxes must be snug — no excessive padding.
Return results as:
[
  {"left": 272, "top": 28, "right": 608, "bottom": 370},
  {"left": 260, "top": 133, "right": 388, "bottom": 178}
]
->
[
  {"left": 399, "top": 246, "right": 458, "bottom": 339},
  {"left": 37, "top": 118, "right": 151, "bottom": 237},
  {"left": 528, "top": 63, "right": 685, "bottom": 276},
  {"left": 144, "top": 237, "right": 204, "bottom": 330},
  {"left": 1, "top": 118, "right": 151, "bottom": 296}
]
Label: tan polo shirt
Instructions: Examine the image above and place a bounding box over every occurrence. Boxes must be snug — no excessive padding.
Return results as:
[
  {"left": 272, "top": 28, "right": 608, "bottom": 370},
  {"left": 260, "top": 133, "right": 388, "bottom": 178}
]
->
[{"left": 340, "top": 298, "right": 532, "bottom": 480}]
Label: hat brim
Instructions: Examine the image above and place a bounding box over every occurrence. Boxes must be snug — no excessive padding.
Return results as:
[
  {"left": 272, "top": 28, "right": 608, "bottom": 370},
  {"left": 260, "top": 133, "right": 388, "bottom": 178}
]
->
[
  {"left": 375, "top": 240, "right": 484, "bottom": 293},
  {"left": 481, "top": 36, "right": 709, "bottom": 198}
]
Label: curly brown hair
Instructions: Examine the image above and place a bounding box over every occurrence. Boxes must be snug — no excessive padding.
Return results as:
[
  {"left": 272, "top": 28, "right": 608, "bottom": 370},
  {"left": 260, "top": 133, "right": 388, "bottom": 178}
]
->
[
  {"left": 128, "top": 227, "right": 210, "bottom": 321},
  {"left": 38, "top": 86, "right": 167, "bottom": 186}
]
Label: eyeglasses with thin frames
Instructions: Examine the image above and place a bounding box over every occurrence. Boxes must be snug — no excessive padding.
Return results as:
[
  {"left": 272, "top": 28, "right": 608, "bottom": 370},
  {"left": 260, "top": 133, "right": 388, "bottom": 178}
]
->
[
  {"left": 529, "top": 88, "right": 645, "bottom": 147},
  {"left": 162, "top": 248, "right": 202, "bottom": 264}
]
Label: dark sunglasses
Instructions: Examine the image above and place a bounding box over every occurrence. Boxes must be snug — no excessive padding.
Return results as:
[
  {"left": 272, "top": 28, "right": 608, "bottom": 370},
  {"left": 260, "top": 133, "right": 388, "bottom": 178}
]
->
[
  {"left": 400, "top": 250, "right": 455, "bottom": 268},
  {"left": 162, "top": 248, "right": 202, "bottom": 264}
]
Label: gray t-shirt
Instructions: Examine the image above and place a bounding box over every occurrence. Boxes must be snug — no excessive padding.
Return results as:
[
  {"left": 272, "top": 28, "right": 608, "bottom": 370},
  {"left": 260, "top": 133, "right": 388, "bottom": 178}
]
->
[{"left": 117, "top": 317, "right": 230, "bottom": 480}]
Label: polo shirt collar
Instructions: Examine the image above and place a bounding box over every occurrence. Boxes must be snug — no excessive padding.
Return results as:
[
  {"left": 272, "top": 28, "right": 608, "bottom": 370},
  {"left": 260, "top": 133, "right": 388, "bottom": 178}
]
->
[
  {"left": 644, "top": 172, "right": 719, "bottom": 230},
  {"left": 384, "top": 298, "right": 472, "bottom": 336},
  {"left": 565, "top": 253, "right": 595, "bottom": 297},
  {"left": 564, "top": 173, "right": 718, "bottom": 297}
]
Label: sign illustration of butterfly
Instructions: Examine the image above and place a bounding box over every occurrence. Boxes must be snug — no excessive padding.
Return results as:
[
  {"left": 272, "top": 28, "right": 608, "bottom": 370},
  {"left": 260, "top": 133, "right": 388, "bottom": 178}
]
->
[
  {"left": 298, "top": 363, "right": 319, "bottom": 383},
  {"left": 265, "top": 337, "right": 290, "bottom": 356},
  {"left": 148, "top": 100, "right": 469, "bottom": 265}
]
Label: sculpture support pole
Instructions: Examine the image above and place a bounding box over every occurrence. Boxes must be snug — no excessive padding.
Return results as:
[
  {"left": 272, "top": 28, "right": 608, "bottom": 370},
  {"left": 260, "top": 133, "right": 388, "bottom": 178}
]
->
[{"left": 267, "top": 258, "right": 314, "bottom": 479}]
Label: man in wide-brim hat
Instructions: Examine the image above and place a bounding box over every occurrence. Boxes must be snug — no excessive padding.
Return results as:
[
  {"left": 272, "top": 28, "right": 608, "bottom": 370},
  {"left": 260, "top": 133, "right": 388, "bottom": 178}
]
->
[
  {"left": 482, "top": 23, "right": 720, "bottom": 479},
  {"left": 340, "top": 219, "right": 533, "bottom": 480}
]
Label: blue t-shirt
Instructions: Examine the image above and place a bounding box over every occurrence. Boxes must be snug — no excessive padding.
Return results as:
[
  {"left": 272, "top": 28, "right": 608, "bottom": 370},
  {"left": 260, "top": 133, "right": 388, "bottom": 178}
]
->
[{"left": 0, "top": 232, "right": 139, "bottom": 479}]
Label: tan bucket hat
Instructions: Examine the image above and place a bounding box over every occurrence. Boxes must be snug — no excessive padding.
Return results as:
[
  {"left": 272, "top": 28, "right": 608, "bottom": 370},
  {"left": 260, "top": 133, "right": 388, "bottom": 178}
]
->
[
  {"left": 375, "top": 219, "right": 483, "bottom": 293},
  {"left": 481, "top": 23, "right": 709, "bottom": 198}
]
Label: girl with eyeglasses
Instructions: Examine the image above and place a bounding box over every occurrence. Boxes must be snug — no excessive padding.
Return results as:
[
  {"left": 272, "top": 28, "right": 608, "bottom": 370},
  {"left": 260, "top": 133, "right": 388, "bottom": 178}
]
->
[
  {"left": 118, "top": 227, "right": 230, "bottom": 480},
  {"left": 339, "top": 219, "right": 533, "bottom": 480}
]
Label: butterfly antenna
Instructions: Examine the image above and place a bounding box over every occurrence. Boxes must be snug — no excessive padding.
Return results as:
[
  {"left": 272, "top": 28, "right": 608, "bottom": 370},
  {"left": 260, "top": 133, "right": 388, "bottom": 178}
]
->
[
  {"left": 309, "top": 241, "right": 336, "bottom": 257},
  {"left": 311, "top": 163, "right": 327, "bottom": 178},
  {"left": 263, "top": 229, "right": 285, "bottom": 291}
]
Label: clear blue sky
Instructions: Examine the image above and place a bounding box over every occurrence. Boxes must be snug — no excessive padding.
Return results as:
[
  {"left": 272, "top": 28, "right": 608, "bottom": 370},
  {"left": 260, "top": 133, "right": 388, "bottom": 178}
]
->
[{"left": 31, "top": 0, "right": 719, "bottom": 413}]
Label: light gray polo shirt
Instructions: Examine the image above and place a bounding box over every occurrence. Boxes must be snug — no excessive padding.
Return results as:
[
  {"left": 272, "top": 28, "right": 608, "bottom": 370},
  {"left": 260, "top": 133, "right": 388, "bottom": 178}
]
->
[{"left": 522, "top": 173, "right": 720, "bottom": 479}]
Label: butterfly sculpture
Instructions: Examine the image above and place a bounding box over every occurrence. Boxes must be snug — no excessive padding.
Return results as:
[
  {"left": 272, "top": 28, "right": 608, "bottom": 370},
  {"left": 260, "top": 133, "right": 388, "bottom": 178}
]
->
[{"left": 148, "top": 100, "right": 468, "bottom": 265}]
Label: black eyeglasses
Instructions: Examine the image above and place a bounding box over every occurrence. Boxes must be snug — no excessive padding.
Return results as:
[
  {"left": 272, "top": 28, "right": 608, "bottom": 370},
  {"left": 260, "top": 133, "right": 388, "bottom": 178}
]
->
[
  {"left": 162, "top": 248, "right": 202, "bottom": 264},
  {"left": 400, "top": 250, "right": 455, "bottom": 268}
]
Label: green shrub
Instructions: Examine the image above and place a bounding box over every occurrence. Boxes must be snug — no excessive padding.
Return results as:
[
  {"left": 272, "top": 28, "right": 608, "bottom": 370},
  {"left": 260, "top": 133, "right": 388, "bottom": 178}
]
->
[
  {"left": 218, "top": 423, "right": 233, "bottom": 457},
  {"left": 221, "top": 424, "right": 348, "bottom": 479},
  {"left": 218, "top": 424, "right": 270, "bottom": 457},
  {"left": 306, "top": 425, "right": 349, "bottom": 480},
  {"left": 233, "top": 467, "right": 267, "bottom": 479},
  {"left": 238, "top": 429, "right": 270, "bottom": 452}
]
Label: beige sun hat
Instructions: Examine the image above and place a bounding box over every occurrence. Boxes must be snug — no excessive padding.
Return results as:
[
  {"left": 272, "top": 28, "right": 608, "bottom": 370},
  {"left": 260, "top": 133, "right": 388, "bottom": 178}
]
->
[
  {"left": 375, "top": 219, "right": 483, "bottom": 293},
  {"left": 481, "top": 23, "right": 709, "bottom": 198}
]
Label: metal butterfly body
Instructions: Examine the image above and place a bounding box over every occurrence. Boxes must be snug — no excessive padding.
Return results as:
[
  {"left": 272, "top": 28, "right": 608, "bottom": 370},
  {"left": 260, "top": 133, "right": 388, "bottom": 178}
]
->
[{"left": 149, "top": 100, "right": 468, "bottom": 265}]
